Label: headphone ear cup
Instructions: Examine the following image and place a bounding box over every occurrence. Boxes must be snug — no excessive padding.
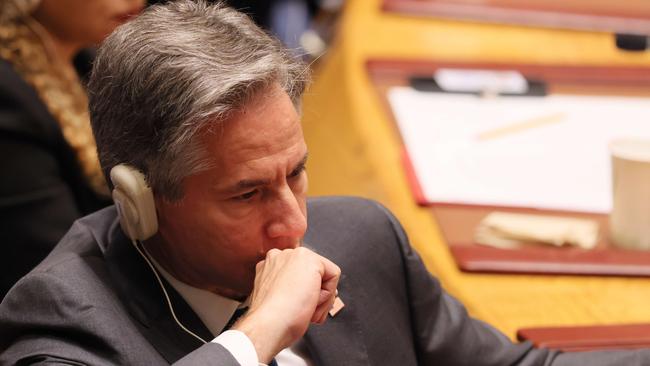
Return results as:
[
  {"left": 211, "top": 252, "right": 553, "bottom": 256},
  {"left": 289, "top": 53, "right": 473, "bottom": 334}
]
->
[
  {"left": 110, "top": 164, "right": 158, "bottom": 240},
  {"left": 112, "top": 188, "right": 139, "bottom": 240}
]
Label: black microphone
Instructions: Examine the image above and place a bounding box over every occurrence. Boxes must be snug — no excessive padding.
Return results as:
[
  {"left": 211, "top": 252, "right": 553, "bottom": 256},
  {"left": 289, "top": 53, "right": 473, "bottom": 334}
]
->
[{"left": 615, "top": 33, "right": 649, "bottom": 51}]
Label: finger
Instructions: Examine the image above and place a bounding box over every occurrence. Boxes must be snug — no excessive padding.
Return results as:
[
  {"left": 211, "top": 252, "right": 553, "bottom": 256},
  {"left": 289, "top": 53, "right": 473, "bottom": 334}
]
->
[
  {"left": 321, "top": 276, "right": 339, "bottom": 305},
  {"left": 319, "top": 308, "right": 328, "bottom": 324},
  {"left": 321, "top": 294, "right": 336, "bottom": 323},
  {"left": 266, "top": 248, "right": 282, "bottom": 259},
  {"left": 318, "top": 257, "right": 341, "bottom": 295},
  {"left": 317, "top": 288, "right": 333, "bottom": 306},
  {"left": 255, "top": 259, "right": 266, "bottom": 273},
  {"left": 314, "top": 288, "right": 336, "bottom": 319},
  {"left": 319, "top": 256, "right": 340, "bottom": 282},
  {"left": 311, "top": 296, "right": 330, "bottom": 323},
  {"left": 312, "top": 292, "right": 336, "bottom": 323}
]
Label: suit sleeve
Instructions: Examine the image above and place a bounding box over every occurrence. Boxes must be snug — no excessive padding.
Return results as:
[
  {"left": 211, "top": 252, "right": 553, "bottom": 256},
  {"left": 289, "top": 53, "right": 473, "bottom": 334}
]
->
[
  {"left": 378, "top": 203, "right": 650, "bottom": 366},
  {"left": 0, "top": 271, "right": 241, "bottom": 366}
]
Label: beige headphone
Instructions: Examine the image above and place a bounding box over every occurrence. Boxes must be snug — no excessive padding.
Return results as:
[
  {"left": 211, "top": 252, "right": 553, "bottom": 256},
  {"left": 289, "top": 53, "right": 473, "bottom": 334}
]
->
[{"left": 110, "top": 164, "right": 158, "bottom": 241}]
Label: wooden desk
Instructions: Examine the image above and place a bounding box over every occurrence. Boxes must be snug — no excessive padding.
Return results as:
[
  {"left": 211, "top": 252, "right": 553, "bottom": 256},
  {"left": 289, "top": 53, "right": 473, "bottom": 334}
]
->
[
  {"left": 301, "top": 0, "right": 650, "bottom": 339},
  {"left": 382, "top": 0, "right": 650, "bottom": 34}
]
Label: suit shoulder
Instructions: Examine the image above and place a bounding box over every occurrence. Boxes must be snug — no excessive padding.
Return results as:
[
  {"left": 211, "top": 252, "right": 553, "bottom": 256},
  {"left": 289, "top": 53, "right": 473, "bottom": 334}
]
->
[
  {"left": 306, "top": 196, "right": 407, "bottom": 263},
  {"left": 16, "top": 207, "right": 118, "bottom": 286},
  {"left": 0, "top": 257, "right": 141, "bottom": 365},
  {"left": 307, "top": 196, "right": 394, "bottom": 226}
]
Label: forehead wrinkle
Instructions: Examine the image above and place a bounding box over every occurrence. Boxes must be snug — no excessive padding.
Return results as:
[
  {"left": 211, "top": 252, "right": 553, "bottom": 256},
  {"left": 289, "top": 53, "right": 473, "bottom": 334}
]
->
[
  {"left": 194, "top": 83, "right": 305, "bottom": 193},
  {"left": 234, "top": 142, "right": 306, "bottom": 176},
  {"left": 218, "top": 117, "right": 303, "bottom": 163},
  {"left": 211, "top": 141, "right": 306, "bottom": 193}
]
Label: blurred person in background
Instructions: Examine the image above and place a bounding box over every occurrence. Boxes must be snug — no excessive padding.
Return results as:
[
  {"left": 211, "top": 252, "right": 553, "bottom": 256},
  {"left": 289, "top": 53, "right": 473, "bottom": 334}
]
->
[
  {"left": 148, "top": 0, "right": 343, "bottom": 57},
  {"left": 224, "top": 0, "right": 342, "bottom": 57},
  {"left": 0, "top": 0, "right": 145, "bottom": 299}
]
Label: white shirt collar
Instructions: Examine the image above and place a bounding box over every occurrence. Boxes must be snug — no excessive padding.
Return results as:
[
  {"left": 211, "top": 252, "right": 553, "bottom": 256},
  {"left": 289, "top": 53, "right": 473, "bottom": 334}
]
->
[{"left": 146, "top": 253, "right": 242, "bottom": 337}]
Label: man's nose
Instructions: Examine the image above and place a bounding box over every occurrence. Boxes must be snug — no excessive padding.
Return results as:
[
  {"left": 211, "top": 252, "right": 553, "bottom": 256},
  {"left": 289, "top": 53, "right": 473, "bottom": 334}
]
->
[{"left": 266, "top": 187, "right": 307, "bottom": 241}]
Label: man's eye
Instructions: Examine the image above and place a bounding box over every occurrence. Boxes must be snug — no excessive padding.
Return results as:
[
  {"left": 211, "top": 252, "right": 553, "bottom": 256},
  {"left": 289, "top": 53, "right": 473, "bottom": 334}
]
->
[
  {"left": 234, "top": 190, "right": 257, "bottom": 201},
  {"left": 289, "top": 166, "right": 305, "bottom": 178}
]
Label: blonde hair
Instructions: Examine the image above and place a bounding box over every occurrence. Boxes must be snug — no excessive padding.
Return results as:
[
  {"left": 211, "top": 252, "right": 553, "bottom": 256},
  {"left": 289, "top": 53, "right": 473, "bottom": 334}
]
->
[{"left": 0, "top": 0, "right": 40, "bottom": 23}]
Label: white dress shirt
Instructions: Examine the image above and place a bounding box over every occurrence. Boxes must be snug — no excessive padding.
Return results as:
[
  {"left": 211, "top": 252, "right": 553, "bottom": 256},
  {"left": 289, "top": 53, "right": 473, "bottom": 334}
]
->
[{"left": 148, "top": 255, "right": 313, "bottom": 366}]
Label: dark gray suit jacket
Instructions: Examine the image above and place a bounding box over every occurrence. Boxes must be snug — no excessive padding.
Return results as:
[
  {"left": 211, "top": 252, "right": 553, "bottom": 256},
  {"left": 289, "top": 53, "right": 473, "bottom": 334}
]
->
[{"left": 1, "top": 197, "right": 648, "bottom": 365}]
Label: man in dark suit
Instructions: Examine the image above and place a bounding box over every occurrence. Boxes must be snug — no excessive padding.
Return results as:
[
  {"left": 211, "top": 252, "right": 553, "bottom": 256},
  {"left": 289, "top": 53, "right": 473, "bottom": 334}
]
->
[{"left": 2, "top": 1, "right": 650, "bottom": 365}]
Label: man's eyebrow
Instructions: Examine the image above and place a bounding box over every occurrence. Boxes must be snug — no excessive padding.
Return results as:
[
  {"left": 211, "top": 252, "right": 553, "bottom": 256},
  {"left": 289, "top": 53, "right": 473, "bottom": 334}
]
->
[
  {"left": 234, "top": 178, "right": 271, "bottom": 191},
  {"left": 231, "top": 153, "right": 308, "bottom": 191}
]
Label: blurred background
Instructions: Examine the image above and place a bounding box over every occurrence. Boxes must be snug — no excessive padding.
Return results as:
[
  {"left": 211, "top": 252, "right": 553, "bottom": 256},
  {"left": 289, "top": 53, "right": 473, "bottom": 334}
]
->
[{"left": 3, "top": 0, "right": 650, "bottom": 348}]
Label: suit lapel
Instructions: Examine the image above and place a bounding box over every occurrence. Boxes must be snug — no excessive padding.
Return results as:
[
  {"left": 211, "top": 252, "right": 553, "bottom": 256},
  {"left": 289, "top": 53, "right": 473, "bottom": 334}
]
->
[
  {"left": 304, "top": 273, "right": 371, "bottom": 366},
  {"left": 103, "top": 222, "right": 213, "bottom": 363}
]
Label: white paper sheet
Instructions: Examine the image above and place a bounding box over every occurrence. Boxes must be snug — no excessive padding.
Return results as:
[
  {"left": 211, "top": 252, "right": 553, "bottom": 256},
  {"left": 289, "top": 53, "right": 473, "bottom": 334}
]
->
[{"left": 388, "top": 86, "right": 650, "bottom": 213}]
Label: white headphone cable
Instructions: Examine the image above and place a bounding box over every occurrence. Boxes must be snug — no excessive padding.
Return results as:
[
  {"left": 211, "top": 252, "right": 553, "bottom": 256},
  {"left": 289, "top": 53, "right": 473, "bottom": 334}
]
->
[{"left": 132, "top": 239, "right": 208, "bottom": 344}]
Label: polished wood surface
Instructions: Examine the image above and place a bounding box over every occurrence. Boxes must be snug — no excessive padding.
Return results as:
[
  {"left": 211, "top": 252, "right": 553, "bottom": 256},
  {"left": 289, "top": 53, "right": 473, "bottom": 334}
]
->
[
  {"left": 517, "top": 323, "right": 650, "bottom": 351},
  {"left": 386, "top": 0, "right": 650, "bottom": 16},
  {"left": 382, "top": 0, "right": 650, "bottom": 34},
  {"left": 302, "top": 0, "right": 650, "bottom": 339}
]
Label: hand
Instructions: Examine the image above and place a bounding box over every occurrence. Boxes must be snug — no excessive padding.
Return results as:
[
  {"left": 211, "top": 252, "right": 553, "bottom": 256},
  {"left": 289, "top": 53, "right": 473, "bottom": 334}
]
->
[{"left": 232, "top": 247, "right": 341, "bottom": 363}]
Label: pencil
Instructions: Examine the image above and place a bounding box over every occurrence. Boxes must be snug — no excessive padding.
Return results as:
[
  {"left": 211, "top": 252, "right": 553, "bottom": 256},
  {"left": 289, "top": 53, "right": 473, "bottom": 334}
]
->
[{"left": 477, "top": 112, "right": 566, "bottom": 141}]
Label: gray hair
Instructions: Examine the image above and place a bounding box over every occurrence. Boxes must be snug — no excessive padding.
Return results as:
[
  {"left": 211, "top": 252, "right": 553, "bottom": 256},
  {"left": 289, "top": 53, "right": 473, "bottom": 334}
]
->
[{"left": 88, "top": 0, "right": 309, "bottom": 201}]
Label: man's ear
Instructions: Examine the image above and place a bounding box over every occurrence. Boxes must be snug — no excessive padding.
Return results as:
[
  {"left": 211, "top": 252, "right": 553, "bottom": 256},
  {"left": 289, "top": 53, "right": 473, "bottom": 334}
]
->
[{"left": 110, "top": 164, "right": 158, "bottom": 240}]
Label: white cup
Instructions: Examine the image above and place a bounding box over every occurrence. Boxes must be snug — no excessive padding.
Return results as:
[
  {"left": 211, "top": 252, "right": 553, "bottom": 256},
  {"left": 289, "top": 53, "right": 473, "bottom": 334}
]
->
[{"left": 610, "top": 138, "right": 650, "bottom": 250}]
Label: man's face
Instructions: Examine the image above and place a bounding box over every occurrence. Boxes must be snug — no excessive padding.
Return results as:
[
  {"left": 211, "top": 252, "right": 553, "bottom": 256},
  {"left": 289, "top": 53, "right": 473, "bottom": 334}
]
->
[{"left": 150, "top": 84, "right": 308, "bottom": 299}]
